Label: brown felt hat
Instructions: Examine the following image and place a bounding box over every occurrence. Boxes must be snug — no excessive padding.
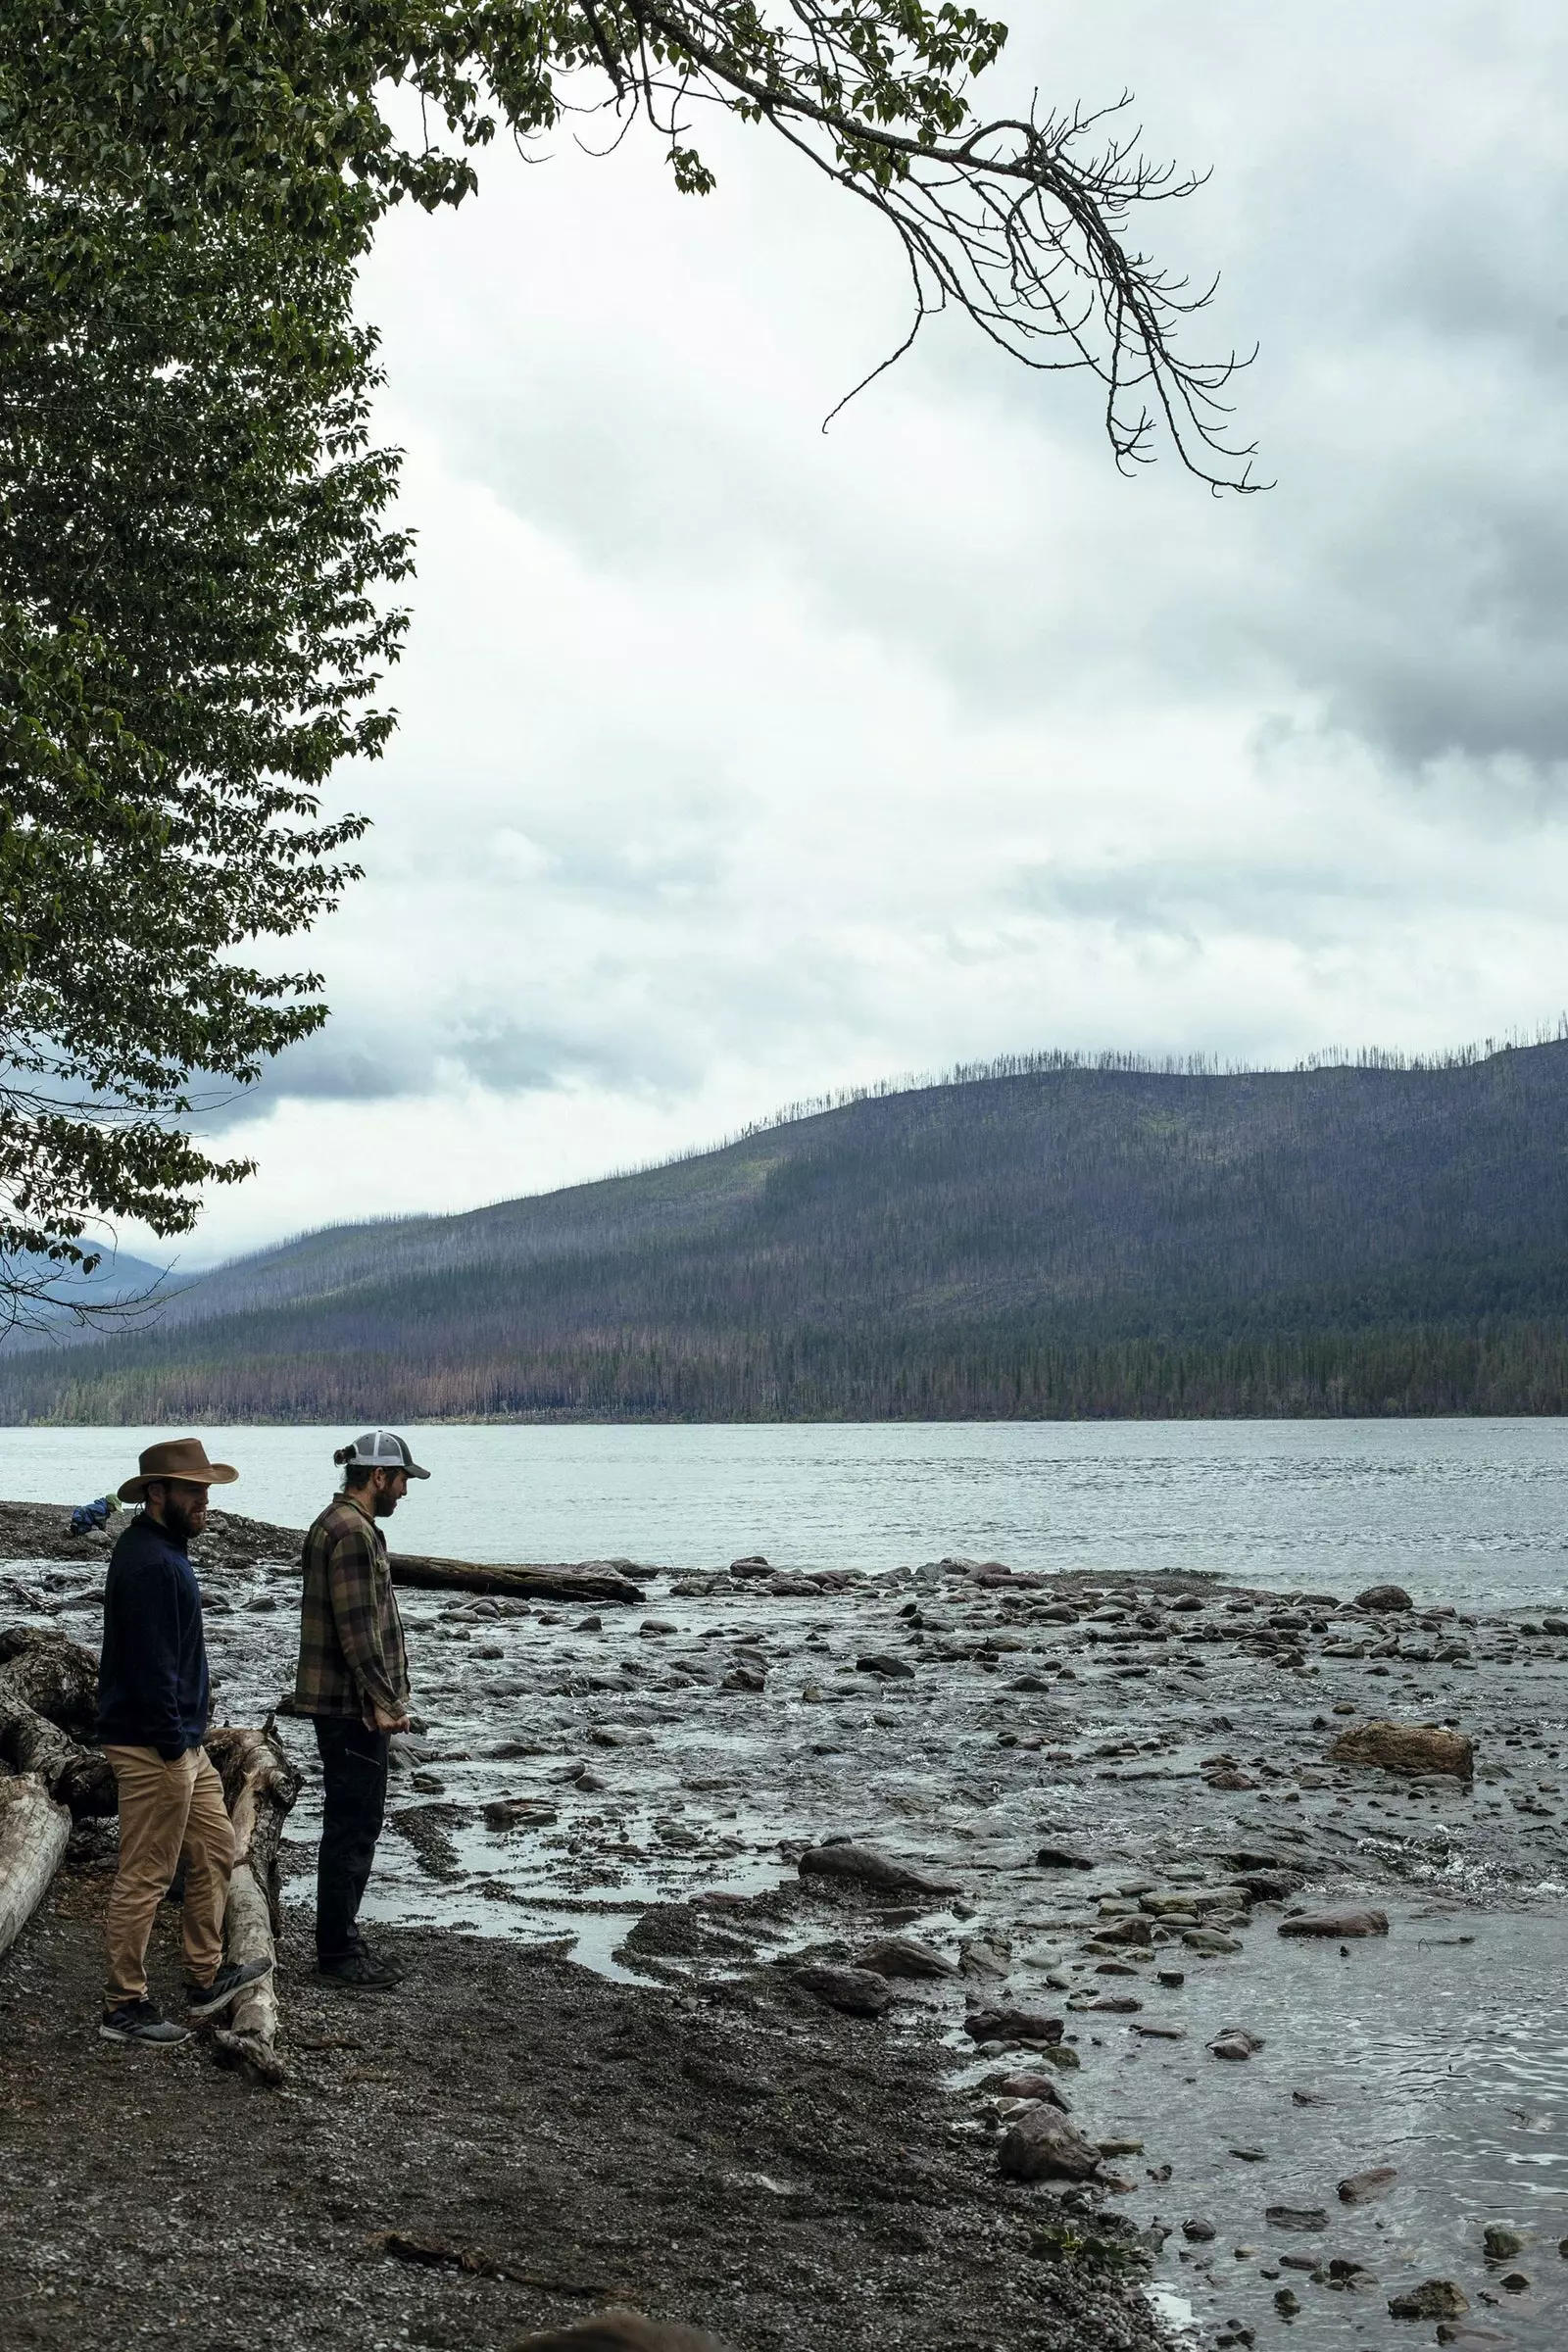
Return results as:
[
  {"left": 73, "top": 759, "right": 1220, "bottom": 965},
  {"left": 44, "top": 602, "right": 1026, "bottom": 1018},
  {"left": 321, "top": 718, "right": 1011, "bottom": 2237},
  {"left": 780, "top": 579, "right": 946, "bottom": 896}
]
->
[{"left": 119, "top": 1437, "right": 239, "bottom": 1503}]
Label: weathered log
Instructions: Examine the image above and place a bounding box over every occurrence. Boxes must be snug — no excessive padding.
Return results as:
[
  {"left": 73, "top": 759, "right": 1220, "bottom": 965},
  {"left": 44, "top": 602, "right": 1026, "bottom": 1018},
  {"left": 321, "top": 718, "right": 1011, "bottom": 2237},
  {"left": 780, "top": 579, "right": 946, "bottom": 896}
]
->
[
  {"left": 0, "top": 1626, "right": 115, "bottom": 1817},
  {"left": 0, "top": 1624, "right": 101, "bottom": 1740},
  {"left": 387, "top": 1554, "right": 646, "bottom": 1605},
  {"left": 0, "top": 1691, "right": 115, "bottom": 1816},
  {"left": 0, "top": 1770, "right": 71, "bottom": 1957},
  {"left": 205, "top": 1723, "right": 301, "bottom": 2065}
]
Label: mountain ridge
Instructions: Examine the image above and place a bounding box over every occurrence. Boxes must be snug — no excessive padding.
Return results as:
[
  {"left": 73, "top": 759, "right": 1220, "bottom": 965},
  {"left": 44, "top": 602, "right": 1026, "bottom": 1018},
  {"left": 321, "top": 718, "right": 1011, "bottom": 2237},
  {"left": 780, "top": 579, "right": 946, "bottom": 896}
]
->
[{"left": 8, "top": 1040, "right": 1568, "bottom": 1421}]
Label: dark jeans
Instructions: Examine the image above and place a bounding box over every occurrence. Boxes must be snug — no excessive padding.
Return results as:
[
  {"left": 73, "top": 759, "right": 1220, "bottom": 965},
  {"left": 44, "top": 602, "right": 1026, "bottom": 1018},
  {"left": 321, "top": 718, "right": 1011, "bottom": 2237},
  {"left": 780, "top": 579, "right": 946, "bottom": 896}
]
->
[{"left": 313, "top": 1717, "right": 390, "bottom": 1962}]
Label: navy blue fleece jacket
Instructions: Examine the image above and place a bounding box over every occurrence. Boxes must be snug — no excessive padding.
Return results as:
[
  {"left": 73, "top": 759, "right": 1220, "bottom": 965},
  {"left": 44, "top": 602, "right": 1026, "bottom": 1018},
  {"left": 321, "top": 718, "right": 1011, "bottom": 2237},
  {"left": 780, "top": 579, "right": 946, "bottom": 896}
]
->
[{"left": 96, "top": 1513, "right": 211, "bottom": 1758}]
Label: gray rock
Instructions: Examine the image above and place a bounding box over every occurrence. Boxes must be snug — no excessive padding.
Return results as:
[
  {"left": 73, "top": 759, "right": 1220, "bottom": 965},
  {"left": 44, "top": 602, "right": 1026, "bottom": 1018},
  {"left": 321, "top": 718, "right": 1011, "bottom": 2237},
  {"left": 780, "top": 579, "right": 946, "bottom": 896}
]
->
[
  {"left": 1234, "top": 1870, "right": 1304, "bottom": 1901},
  {"left": 997, "top": 2105, "right": 1102, "bottom": 2181},
  {"left": 991, "top": 2070, "right": 1070, "bottom": 2110},
  {"left": 1338, "top": 2166, "right": 1398, "bottom": 2203},
  {"left": 1279, "top": 1909, "right": 1389, "bottom": 1939},
  {"left": 482, "top": 1795, "right": 559, "bottom": 1830},
  {"left": 1356, "top": 1585, "right": 1414, "bottom": 1612},
  {"left": 1388, "top": 2279, "right": 1467, "bottom": 2321},
  {"left": 958, "top": 1934, "right": 1012, "bottom": 1979},
  {"left": 1265, "top": 2205, "right": 1327, "bottom": 2231},
  {"left": 856, "top": 1653, "right": 915, "bottom": 1680},
  {"left": 1209, "top": 2029, "right": 1264, "bottom": 2061},
  {"left": 1327, "top": 1721, "right": 1473, "bottom": 1780},
  {"left": 794, "top": 1964, "right": 894, "bottom": 2017},
  {"left": 962, "top": 2005, "right": 1063, "bottom": 2046},
  {"left": 798, "top": 1842, "right": 960, "bottom": 1895},
  {"left": 1483, "top": 2225, "right": 1525, "bottom": 2260},
  {"left": 857, "top": 1936, "right": 957, "bottom": 1980},
  {"left": 1091, "top": 1915, "right": 1153, "bottom": 1948}
]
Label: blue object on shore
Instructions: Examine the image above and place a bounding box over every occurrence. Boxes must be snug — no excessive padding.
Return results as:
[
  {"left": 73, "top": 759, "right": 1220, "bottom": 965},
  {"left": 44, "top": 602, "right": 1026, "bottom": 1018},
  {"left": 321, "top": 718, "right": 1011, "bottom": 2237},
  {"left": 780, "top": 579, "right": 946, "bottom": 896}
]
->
[{"left": 70, "top": 1495, "right": 116, "bottom": 1534}]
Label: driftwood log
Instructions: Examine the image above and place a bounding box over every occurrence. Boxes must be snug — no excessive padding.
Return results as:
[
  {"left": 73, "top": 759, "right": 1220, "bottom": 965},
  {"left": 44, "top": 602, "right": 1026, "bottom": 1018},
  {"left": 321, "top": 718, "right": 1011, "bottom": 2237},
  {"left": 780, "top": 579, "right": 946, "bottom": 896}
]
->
[
  {"left": 0, "top": 1499, "right": 649, "bottom": 1606},
  {"left": 205, "top": 1722, "right": 301, "bottom": 2082},
  {"left": 0, "top": 1624, "right": 99, "bottom": 1736},
  {"left": 388, "top": 1555, "right": 646, "bottom": 1606},
  {"left": 0, "top": 1628, "right": 115, "bottom": 1816},
  {"left": 0, "top": 1770, "right": 71, "bottom": 1958}
]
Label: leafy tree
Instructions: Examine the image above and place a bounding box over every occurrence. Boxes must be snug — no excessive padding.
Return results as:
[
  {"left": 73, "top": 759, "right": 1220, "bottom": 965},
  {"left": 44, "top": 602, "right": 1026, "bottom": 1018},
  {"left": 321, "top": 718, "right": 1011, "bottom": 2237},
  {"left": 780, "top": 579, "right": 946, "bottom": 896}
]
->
[
  {"left": 0, "top": 178, "right": 410, "bottom": 1325},
  {"left": 6, "top": 0, "right": 1256, "bottom": 478},
  {"left": 0, "top": 0, "right": 1254, "bottom": 1321}
]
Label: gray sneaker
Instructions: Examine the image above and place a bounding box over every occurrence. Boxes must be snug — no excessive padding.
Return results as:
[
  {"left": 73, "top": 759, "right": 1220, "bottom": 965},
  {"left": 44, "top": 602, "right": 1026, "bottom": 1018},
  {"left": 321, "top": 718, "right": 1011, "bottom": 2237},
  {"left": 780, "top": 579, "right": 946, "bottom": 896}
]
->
[
  {"left": 100, "top": 1997, "right": 192, "bottom": 2046},
  {"left": 184, "top": 1956, "right": 274, "bottom": 2019}
]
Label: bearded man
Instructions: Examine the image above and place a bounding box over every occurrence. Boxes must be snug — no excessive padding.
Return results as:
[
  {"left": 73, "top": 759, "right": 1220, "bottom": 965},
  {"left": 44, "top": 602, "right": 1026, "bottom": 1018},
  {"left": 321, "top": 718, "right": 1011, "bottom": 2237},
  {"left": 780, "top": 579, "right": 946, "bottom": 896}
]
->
[
  {"left": 97, "top": 1438, "right": 272, "bottom": 2045},
  {"left": 296, "top": 1430, "right": 428, "bottom": 1990}
]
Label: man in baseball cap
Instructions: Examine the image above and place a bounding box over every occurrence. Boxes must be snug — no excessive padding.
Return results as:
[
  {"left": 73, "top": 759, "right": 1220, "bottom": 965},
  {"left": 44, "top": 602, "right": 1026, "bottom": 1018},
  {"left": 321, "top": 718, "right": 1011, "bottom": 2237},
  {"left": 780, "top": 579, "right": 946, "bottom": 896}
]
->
[
  {"left": 294, "top": 1432, "right": 428, "bottom": 1988},
  {"left": 97, "top": 1439, "right": 272, "bottom": 2044}
]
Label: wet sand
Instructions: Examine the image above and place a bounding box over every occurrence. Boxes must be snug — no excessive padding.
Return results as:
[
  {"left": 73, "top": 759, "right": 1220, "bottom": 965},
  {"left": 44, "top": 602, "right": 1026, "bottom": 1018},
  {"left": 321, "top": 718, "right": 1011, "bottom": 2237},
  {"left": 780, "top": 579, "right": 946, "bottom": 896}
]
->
[{"left": 4, "top": 1510, "right": 1568, "bottom": 2347}]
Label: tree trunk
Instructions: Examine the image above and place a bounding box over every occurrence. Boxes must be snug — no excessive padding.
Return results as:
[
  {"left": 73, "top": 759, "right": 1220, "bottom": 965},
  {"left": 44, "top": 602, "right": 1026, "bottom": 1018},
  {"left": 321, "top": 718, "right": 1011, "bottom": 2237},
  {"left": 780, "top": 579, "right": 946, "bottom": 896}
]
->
[
  {"left": 388, "top": 1554, "right": 645, "bottom": 1605},
  {"left": 0, "top": 1771, "right": 70, "bottom": 1957},
  {"left": 0, "top": 1626, "right": 113, "bottom": 1814},
  {"left": 0, "top": 1625, "right": 101, "bottom": 1740},
  {"left": 0, "top": 1690, "right": 116, "bottom": 1815},
  {"left": 205, "top": 1723, "right": 301, "bottom": 2074}
]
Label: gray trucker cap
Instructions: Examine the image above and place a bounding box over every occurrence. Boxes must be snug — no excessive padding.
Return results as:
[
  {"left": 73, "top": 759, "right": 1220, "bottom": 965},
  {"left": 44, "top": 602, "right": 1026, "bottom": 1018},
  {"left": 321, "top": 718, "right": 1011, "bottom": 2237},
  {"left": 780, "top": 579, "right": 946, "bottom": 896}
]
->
[{"left": 346, "top": 1430, "right": 431, "bottom": 1479}]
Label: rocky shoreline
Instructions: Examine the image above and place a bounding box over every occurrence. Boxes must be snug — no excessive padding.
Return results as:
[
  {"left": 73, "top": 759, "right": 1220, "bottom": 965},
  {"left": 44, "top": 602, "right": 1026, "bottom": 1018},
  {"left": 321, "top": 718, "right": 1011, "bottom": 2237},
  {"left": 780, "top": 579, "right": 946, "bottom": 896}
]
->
[{"left": 3, "top": 1503, "right": 1567, "bottom": 2348}]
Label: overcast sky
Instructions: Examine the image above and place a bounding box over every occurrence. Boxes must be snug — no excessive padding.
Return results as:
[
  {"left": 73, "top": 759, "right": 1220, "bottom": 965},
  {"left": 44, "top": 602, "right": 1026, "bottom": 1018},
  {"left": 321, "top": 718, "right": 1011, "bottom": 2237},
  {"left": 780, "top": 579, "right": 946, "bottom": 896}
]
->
[{"left": 156, "top": 0, "right": 1568, "bottom": 1265}]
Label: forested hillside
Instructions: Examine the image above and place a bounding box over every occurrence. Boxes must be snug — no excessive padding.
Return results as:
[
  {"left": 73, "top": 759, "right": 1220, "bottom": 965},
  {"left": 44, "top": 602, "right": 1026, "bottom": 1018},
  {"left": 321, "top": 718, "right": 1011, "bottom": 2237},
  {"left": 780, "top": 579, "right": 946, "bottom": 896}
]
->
[{"left": 8, "top": 1043, "right": 1568, "bottom": 1421}]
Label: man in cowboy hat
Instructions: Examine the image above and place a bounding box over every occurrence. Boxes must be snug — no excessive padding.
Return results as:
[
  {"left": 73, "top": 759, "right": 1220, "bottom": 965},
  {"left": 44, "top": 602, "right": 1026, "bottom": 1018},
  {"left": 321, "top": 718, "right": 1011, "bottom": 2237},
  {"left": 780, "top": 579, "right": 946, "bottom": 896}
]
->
[
  {"left": 296, "top": 1431, "right": 428, "bottom": 1990},
  {"left": 96, "top": 1438, "right": 273, "bottom": 2044}
]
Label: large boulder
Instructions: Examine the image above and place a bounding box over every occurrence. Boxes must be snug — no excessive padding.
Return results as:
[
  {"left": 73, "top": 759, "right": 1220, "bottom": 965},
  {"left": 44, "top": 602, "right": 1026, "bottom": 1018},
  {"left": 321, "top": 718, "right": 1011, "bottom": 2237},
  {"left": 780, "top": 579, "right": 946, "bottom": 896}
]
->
[
  {"left": 1388, "top": 2279, "right": 1468, "bottom": 2321},
  {"left": 856, "top": 1936, "right": 957, "bottom": 1980},
  {"left": 1091, "top": 1915, "right": 1153, "bottom": 1948},
  {"left": 794, "top": 1964, "right": 894, "bottom": 2017},
  {"left": 963, "top": 2005, "right": 1063, "bottom": 2045},
  {"left": 1327, "top": 1721, "right": 1473, "bottom": 1781},
  {"left": 1354, "top": 1585, "right": 1413, "bottom": 1612},
  {"left": 998, "top": 2106, "right": 1102, "bottom": 2181},
  {"left": 1339, "top": 2166, "right": 1398, "bottom": 2203}
]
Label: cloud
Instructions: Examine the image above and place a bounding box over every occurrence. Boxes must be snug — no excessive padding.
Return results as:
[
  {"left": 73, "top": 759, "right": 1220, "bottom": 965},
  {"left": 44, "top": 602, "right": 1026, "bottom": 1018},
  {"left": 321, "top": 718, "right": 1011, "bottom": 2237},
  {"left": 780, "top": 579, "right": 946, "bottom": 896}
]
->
[{"left": 130, "top": 0, "right": 1568, "bottom": 1263}]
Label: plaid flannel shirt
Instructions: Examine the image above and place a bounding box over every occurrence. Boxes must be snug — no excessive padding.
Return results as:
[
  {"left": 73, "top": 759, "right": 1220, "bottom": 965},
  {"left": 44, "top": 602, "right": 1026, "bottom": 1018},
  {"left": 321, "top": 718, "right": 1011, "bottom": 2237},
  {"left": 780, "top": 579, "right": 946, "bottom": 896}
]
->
[{"left": 295, "top": 1494, "right": 410, "bottom": 1725}]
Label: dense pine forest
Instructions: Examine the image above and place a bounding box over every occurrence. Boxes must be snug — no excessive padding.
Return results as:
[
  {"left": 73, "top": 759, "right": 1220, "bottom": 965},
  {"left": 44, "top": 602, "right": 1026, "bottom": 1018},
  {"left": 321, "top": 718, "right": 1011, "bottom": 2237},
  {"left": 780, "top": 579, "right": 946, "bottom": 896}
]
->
[{"left": 8, "top": 1042, "right": 1568, "bottom": 1422}]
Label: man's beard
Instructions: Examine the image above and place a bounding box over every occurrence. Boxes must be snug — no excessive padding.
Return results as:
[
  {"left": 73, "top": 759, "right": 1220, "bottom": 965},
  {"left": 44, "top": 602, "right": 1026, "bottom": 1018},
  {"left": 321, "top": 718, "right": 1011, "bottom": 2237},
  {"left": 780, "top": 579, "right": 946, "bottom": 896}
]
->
[
  {"left": 162, "top": 1496, "right": 205, "bottom": 1546},
  {"left": 372, "top": 1487, "right": 401, "bottom": 1519}
]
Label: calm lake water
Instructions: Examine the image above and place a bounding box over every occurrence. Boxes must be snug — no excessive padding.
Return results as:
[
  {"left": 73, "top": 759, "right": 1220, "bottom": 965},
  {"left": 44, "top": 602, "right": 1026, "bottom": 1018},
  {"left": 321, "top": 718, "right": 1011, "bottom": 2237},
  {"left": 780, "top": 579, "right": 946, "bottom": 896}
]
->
[{"left": 4, "top": 1417, "right": 1568, "bottom": 1610}]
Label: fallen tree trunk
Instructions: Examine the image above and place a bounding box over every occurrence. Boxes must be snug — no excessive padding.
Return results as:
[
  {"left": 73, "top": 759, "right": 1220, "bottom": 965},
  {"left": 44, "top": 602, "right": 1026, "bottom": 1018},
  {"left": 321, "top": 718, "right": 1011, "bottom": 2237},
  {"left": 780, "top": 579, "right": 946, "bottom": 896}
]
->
[
  {"left": 0, "top": 1770, "right": 71, "bottom": 1957},
  {"left": 0, "top": 1628, "right": 115, "bottom": 1816},
  {"left": 0, "top": 1624, "right": 101, "bottom": 1740},
  {"left": 0, "top": 1691, "right": 115, "bottom": 1816},
  {"left": 388, "top": 1554, "right": 646, "bottom": 1605},
  {"left": 205, "top": 1723, "right": 301, "bottom": 2080}
]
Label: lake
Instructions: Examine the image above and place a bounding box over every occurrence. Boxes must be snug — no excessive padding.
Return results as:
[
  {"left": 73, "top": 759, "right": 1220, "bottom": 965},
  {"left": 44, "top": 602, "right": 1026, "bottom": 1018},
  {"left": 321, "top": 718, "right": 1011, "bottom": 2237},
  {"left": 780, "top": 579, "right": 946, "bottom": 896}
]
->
[{"left": 4, "top": 1417, "right": 1568, "bottom": 1609}]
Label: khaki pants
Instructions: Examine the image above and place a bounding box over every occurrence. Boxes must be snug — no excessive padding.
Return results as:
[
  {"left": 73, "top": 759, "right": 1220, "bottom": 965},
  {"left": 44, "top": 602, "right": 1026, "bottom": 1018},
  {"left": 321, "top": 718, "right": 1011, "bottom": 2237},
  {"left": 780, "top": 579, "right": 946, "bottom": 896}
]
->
[{"left": 104, "top": 1745, "right": 234, "bottom": 2004}]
